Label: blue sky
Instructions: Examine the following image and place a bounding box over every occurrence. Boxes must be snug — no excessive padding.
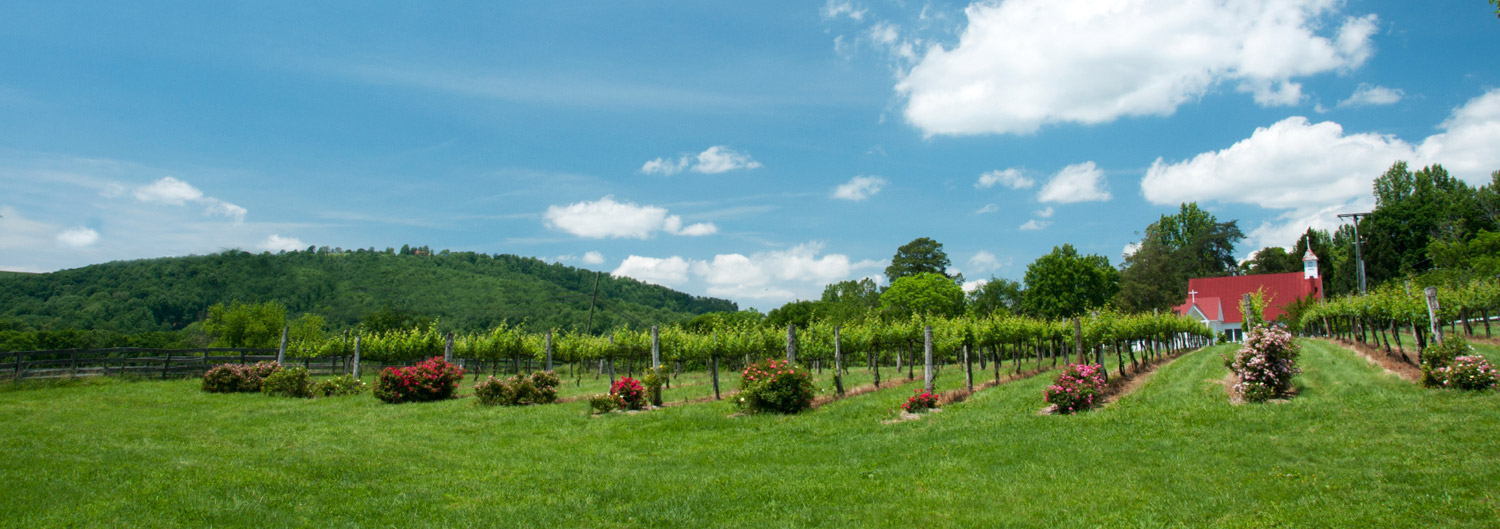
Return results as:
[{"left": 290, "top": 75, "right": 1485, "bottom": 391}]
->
[{"left": 2, "top": 1, "right": 1498, "bottom": 311}]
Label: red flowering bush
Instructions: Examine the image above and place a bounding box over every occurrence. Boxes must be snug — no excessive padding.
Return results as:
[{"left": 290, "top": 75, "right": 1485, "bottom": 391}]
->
[
  {"left": 611, "top": 377, "right": 647, "bottom": 410},
  {"left": 1044, "top": 363, "right": 1106, "bottom": 414},
  {"left": 737, "top": 359, "right": 816, "bottom": 414},
  {"left": 902, "top": 389, "right": 940, "bottom": 413},
  {"left": 373, "top": 357, "right": 465, "bottom": 404}
]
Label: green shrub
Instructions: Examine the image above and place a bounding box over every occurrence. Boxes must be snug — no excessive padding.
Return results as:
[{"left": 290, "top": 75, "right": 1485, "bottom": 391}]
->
[
  {"left": 474, "top": 371, "right": 561, "bottom": 406},
  {"left": 202, "top": 361, "right": 282, "bottom": 393},
  {"left": 589, "top": 393, "right": 623, "bottom": 414},
  {"left": 373, "top": 357, "right": 465, "bottom": 404},
  {"left": 642, "top": 365, "right": 667, "bottom": 407},
  {"left": 312, "top": 375, "right": 366, "bottom": 397},
  {"left": 737, "top": 359, "right": 816, "bottom": 414},
  {"left": 1043, "top": 363, "right": 1106, "bottom": 414},
  {"left": 1422, "top": 338, "right": 1472, "bottom": 388},
  {"left": 262, "top": 367, "right": 313, "bottom": 398}
]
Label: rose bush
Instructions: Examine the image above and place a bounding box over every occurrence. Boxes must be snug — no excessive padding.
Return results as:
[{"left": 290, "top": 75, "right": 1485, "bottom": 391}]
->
[
  {"left": 737, "top": 359, "right": 816, "bottom": 414},
  {"left": 902, "top": 388, "right": 940, "bottom": 413},
  {"left": 610, "top": 376, "right": 647, "bottom": 410},
  {"left": 1437, "top": 355, "right": 1497, "bottom": 391},
  {"left": 202, "top": 361, "right": 282, "bottom": 393},
  {"left": 1225, "top": 325, "right": 1300, "bottom": 402},
  {"left": 1044, "top": 363, "right": 1106, "bottom": 414},
  {"left": 373, "top": 357, "right": 465, "bottom": 404}
]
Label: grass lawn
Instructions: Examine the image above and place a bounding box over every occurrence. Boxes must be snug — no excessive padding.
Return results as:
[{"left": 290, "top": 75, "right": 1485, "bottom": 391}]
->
[{"left": 1, "top": 341, "right": 1497, "bottom": 528}]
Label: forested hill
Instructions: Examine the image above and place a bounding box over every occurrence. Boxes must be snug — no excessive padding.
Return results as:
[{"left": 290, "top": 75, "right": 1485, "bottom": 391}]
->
[{"left": 0, "top": 248, "right": 737, "bottom": 334}]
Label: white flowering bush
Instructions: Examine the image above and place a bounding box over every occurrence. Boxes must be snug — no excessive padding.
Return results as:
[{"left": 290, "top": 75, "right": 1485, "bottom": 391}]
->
[{"left": 1225, "top": 325, "right": 1300, "bottom": 402}]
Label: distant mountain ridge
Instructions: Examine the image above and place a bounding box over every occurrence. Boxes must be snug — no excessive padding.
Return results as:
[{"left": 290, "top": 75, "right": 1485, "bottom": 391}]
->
[{"left": 0, "top": 247, "right": 737, "bottom": 334}]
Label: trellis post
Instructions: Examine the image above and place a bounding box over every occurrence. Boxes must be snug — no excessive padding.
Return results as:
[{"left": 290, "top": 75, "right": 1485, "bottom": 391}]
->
[{"left": 924, "top": 326, "right": 934, "bottom": 392}]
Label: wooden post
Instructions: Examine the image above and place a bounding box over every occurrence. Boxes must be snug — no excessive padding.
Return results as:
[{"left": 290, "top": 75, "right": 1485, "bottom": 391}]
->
[
  {"left": 651, "top": 326, "right": 660, "bottom": 368},
  {"left": 13, "top": 351, "right": 21, "bottom": 380},
  {"left": 872, "top": 351, "right": 881, "bottom": 388},
  {"left": 786, "top": 324, "right": 797, "bottom": 364},
  {"left": 162, "top": 351, "right": 173, "bottom": 379},
  {"left": 1425, "top": 287, "right": 1443, "bottom": 345},
  {"left": 276, "top": 325, "right": 288, "bottom": 364},
  {"left": 710, "top": 355, "right": 720, "bottom": 400},
  {"left": 964, "top": 344, "right": 973, "bottom": 392},
  {"left": 1072, "top": 318, "right": 1083, "bottom": 365},
  {"left": 833, "top": 326, "right": 845, "bottom": 396},
  {"left": 924, "top": 326, "right": 934, "bottom": 392},
  {"left": 545, "top": 330, "right": 553, "bottom": 372},
  {"left": 352, "top": 336, "right": 361, "bottom": 379}
]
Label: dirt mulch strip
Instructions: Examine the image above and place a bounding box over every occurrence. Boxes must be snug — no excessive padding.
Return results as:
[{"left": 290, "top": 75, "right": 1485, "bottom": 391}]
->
[
  {"left": 811, "top": 375, "right": 916, "bottom": 408},
  {"left": 1319, "top": 338, "right": 1420, "bottom": 383}
]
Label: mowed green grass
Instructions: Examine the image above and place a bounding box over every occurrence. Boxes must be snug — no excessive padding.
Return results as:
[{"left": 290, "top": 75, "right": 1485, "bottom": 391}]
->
[{"left": 1, "top": 341, "right": 1497, "bottom": 528}]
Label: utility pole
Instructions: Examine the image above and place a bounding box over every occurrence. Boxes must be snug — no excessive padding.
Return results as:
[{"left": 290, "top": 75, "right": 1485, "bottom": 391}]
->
[
  {"left": 1337, "top": 212, "right": 1370, "bottom": 295},
  {"left": 585, "top": 271, "right": 602, "bottom": 335}
]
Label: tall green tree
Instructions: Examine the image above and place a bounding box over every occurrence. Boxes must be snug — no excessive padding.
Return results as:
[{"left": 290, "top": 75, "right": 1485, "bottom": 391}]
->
[
  {"left": 1115, "top": 202, "right": 1243, "bottom": 312},
  {"left": 965, "top": 277, "right": 1024, "bottom": 317},
  {"left": 817, "top": 278, "right": 881, "bottom": 325},
  {"left": 1364, "top": 162, "right": 1484, "bottom": 284},
  {"left": 885, "top": 237, "right": 960, "bottom": 284},
  {"left": 204, "top": 301, "right": 287, "bottom": 348},
  {"left": 1023, "top": 245, "right": 1118, "bottom": 319},
  {"left": 879, "top": 272, "right": 964, "bottom": 318},
  {"left": 1241, "top": 247, "right": 1300, "bottom": 275}
]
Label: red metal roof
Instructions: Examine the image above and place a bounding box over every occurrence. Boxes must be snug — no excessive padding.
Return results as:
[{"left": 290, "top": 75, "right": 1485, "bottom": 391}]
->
[{"left": 1173, "top": 272, "right": 1322, "bottom": 324}]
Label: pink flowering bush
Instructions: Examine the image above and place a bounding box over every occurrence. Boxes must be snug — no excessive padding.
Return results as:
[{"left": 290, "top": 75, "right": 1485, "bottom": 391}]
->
[
  {"left": 611, "top": 376, "right": 647, "bottom": 410},
  {"left": 373, "top": 357, "right": 465, "bottom": 404},
  {"left": 1421, "top": 338, "right": 1473, "bottom": 388},
  {"left": 1436, "top": 355, "right": 1497, "bottom": 391},
  {"left": 1044, "top": 363, "right": 1106, "bottom": 414},
  {"left": 1225, "top": 324, "right": 1300, "bottom": 402},
  {"left": 737, "top": 359, "right": 816, "bottom": 414},
  {"left": 202, "top": 361, "right": 282, "bottom": 393},
  {"left": 902, "top": 389, "right": 940, "bottom": 413}
]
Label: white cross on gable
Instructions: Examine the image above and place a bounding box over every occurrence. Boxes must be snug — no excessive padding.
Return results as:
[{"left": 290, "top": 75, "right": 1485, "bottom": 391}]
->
[{"left": 1188, "top": 289, "right": 1198, "bottom": 303}]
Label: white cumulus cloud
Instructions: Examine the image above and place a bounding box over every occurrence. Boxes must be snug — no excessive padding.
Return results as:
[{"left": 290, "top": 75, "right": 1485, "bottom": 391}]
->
[
  {"left": 612, "top": 255, "right": 691, "bottom": 287},
  {"left": 896, "top": 0, "right": 1378, "bottom": 135},
  {"left": 582, "top": 251, "right": 605, "bottom": 265},
  {"left": 832, "top": 175, "right": 887, "bottom": 201},
  {"left": 975, "top": 203, "right": 999, "bottom": 214},
  {"left": 1338, "top": 83, "right": 1404, "bottom": 108},
  {"left": 259, "top": 234, "right": 306, "bottom": 252},
  {"left": 1038, "top": 162, "right": 1111, "bottom": 203},
  {"left": 543, "top": 196, "right": 717, "bottom": 239},
  {"left": 822, "top": 0, "right": 866, "bottom": 21},
  {"left": 1141, "top": 88, "right": 1500, "bottom": 250},
  {"left": 56, "top": 227, "right": 99, "bottom": 248},
  {"left": 1036, "top": 206, "right": 1055, "bottom": 218},
  {"left": 966, "top": 251, "right": 1002, "bottom": 274},
  {"left": 692, "top": 146, "right": 762, "bottom": 174},
  {"left": 1019, "top": 219, "right": 1052, "bottom": 231},
  {"left": 975, "top": 168, "right": 1034, "bottom": 189},
  {"left": 132, "top": 176, "right": 247, "bottom": 224},
  {"left": 640, "top": 156, "right": 689, "bottom": 175},
  {"left": 691, "top": 242, "right": 880, "bottom": 300},
  {"left": 640, "top": 145, "right": 762, "bottom": 175}
]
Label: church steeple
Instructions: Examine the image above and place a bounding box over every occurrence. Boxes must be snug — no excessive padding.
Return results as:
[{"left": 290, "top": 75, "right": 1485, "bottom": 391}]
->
[{"left": 1303, "top": 248, "right": 1319, "bottom": 279}]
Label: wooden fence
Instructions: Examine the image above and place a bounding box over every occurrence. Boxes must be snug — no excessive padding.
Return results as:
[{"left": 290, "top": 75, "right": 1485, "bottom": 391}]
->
[{"left": 0, "top": 348, "right": 344, "bottom": 381}]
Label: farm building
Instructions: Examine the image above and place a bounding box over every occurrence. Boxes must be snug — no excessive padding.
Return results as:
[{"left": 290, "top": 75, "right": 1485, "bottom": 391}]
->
[{"left": 1174, "top": 250, "right": 1324, "bottom": 341}]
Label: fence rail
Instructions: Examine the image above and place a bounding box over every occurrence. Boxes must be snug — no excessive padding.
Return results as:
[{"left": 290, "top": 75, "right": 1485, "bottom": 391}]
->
[{"left": 1, "top": 347, "right": 555, "bottom": 382}]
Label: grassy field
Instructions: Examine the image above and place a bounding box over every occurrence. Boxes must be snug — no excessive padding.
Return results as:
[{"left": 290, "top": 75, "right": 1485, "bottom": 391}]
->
[{"left": 2, "top": 341, "right": 1497, "bottom": 528}]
